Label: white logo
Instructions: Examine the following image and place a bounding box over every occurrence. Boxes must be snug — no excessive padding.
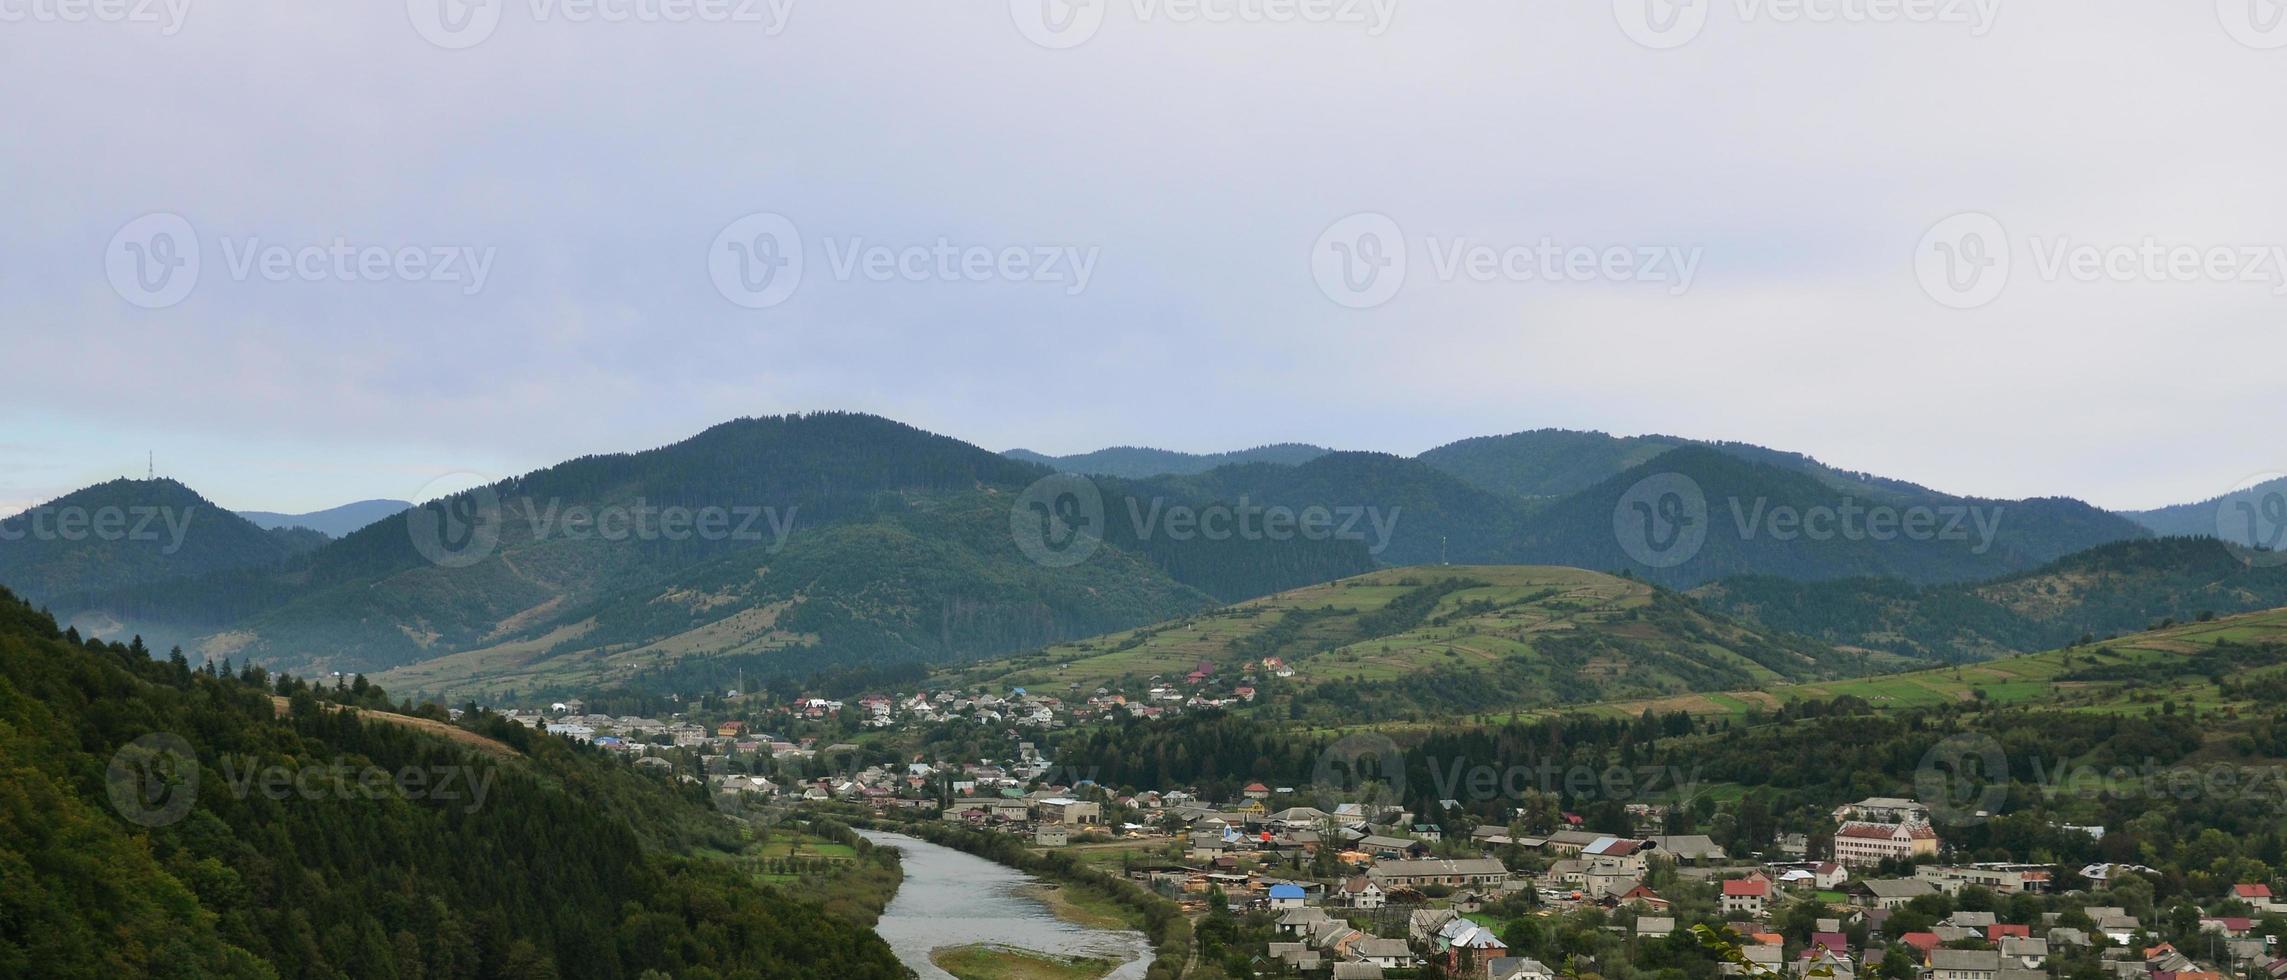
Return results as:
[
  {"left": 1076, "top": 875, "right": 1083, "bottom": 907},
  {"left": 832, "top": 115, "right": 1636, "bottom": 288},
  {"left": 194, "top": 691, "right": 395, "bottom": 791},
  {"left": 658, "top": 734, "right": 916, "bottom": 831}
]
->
[
  {"left": 106, "top": 212, "right": 201, "bottom": 309},
  {"left": 1312, "top": 212, "right": 1407, "bottom": 309},
  {"left": 1914, "top": 733, "right": 2009, "bottom": 825},
  {"left": 2216, "top": 473, "right": 2287, "bottom": 568},
  {"left": 406, "top": 474, "right": 505, "bottom": 569},
  {"left": 408, "top": 0, "right": 503, "bottom": 49},
  {"left": 1915, "top": 211, "right": 2010, "bottom": 309},
  {"left": 1615, "top": 0, "right": 1708, "bottom": 48},
  {"left": 1012, "top": 0, "right": 1105, "bottom": 48},
  {"left": 107, "top": 732, "right": 200, "bottom": 828},
  {"left": 1311, "top": 732, "right": 1407, "bottom": 812},
  {"left": 1011, "top": 474, "right": 1105, "bottom": 568},
  {"left": 710, "top": 212, "right": 805, "bottom": 309},
  {"left": 1614, "top": 472, "right": 1708, "bottom": 569},
  {"left": 2220, "top": 0, "right": 2287, "bottom": 49}
]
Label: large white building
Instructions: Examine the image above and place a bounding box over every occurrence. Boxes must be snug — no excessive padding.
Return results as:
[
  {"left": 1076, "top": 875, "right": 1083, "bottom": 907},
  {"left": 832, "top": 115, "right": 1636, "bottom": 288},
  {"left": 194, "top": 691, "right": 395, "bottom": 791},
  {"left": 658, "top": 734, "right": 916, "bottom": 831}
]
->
[{"left": 1834, "top": 820, "right": 1939, "bottom": 866}]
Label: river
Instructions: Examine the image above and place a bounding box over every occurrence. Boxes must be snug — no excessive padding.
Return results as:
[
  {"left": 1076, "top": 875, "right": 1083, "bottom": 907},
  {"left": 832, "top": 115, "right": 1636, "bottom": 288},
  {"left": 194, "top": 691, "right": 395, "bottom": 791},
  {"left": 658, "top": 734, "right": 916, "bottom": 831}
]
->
[{"left": 858, "top": 831, "right": 1157, "bottom": 980}]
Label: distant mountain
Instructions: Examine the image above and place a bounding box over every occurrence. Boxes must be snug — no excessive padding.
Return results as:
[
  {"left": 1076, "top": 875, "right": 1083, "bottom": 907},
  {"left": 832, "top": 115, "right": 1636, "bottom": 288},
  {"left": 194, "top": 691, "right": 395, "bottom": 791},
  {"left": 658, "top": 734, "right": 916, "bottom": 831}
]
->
[
  {"left": 1695, "top": 536, "right": 2287, "bottom": 662},
  {"left": 2124, "top": 475, "right": 2287, "bottom": 551},
  {"left": 941, "top": 565, "right": 1886, "bottom": 723},
  {"left": 1510, "top": 446, "right": 2149, "bottom": 588},
  {"left": 54, "top": 413, "right": 1369, "bottom": 693},
  {"left": 239, "top": 498, "right": 410, "bottom": 537},
  {"left": 0, "top": 479, "right": 308, "bottom": 603},
  {"left": 1131, "top": 452, "right": 1535, "bottom": 567},
  {"left": 1005, "top": 443, "right": 1331, "bottom": 478},
  {"left": 1418, "top": 429, "right": 1943, "bottom": 504}
]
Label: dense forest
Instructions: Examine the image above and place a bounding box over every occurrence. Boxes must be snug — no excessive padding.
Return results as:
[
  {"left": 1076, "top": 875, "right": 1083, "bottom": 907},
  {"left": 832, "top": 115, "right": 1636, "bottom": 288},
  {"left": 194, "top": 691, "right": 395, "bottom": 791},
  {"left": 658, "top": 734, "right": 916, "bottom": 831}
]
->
[{"left": 0, "top": 584, "right": 905, "bottom": 979}]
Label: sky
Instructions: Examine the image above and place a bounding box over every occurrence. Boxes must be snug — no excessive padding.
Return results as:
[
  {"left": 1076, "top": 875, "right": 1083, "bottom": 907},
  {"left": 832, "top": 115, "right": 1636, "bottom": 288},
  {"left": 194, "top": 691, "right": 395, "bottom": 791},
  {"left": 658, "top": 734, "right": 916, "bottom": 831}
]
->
[{"left": 3, "top": 0, "right": 2285, "bottom": 517}]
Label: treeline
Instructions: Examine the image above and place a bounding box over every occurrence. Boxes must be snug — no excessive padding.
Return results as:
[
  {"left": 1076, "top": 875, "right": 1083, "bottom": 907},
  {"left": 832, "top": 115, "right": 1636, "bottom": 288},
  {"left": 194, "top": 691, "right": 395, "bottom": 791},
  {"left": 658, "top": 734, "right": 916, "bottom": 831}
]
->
[{"left": 0, "top": 585, "right": 905, "bottom": 979}]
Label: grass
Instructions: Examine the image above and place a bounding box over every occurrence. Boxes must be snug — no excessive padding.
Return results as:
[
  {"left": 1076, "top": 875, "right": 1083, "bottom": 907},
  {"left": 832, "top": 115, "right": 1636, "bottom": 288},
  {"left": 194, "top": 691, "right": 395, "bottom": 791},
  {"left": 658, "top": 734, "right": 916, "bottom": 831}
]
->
[
  {"left": 1022, "top": 881, "right": 1149, "bottom": 932},
  {"left": 929, "top": 944, "right": 1118, "bottom": 980}
]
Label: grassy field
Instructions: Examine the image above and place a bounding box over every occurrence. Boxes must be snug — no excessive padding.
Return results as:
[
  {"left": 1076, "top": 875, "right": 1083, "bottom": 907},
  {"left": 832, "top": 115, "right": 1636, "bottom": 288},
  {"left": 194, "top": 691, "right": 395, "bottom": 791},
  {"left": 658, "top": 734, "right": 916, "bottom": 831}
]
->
[
  {"left": 943, "top": 565, "right": 1867, "bottom": 715},
  {"left": 929, "top": 944, "right": 1118, "bottom": 980},
  {"left": 1529, "top": 606, "right": 2287, "bottom": 723}
]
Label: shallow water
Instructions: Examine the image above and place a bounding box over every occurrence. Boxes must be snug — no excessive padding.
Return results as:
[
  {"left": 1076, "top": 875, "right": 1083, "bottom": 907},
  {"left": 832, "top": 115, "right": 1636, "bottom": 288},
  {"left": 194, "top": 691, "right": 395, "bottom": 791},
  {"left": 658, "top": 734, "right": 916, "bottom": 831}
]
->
[{"left": 858, "top": 830, "right": 1157, "bottom": 980}]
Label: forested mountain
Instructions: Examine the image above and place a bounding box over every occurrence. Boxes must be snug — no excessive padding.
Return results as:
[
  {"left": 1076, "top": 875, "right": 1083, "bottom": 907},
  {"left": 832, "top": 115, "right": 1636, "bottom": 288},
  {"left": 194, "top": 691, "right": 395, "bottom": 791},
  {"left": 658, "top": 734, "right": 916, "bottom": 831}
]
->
[
  {"left": 1417, "top": 428, "right": 1951, "bottom": 504},
  {"left": 0, "top": 479, "right": 309, "bottom": 603},
  {"left": 0, "top": 585, "right": 903, "bottom": 979},
  {"left": 43, "top": 414, "right": 1369, "bottom": 691},
  {"left": 942, "top": 565, "right": 1884, "bottom": 724},
  {"left": 1005, "top": 442, "right": 1332, "bottom": 478},
  {"left": 2125, "top": 475, "right": 2287, "bottom": 548},
  {"left": 1694, "top": 536, "right": 2287, "bottom": 662},
  {"left": 1510, "top": 446, "right": 2149, "bottom": 588},
  {"left": 238, "top": 499, "right": 411, "bottom": 538},
  {"left": 1128, "top": 451, "right": 1536, "bottom": 567}
]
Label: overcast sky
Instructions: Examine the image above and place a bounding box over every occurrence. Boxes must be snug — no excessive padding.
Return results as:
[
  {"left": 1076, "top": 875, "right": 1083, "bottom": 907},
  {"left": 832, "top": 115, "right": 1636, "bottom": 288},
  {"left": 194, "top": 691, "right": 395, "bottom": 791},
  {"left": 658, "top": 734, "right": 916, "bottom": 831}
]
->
[{"left": 4, "top": 0, "right": 2284, "bottom": 516}]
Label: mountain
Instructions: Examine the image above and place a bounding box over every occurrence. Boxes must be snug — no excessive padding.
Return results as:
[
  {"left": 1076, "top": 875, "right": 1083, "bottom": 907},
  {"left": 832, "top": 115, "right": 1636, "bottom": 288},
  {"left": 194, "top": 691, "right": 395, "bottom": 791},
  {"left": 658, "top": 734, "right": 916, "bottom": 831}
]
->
[
  {"left": 1509, "top": 446, "right": 2149, "bottom": 588},
  {"left": 1127, "top": 451, "right": 1536, "bottom": 568},
  {"left": 1693, "top": 536, "right": 2287, "bottom": 662},
  {"left": 940, "top": 564, "right": 1888, "bottom": 723},
  {"left": 2124, "top": 475, "right": 2287, "bottom": 552},
  {"left": 239, "top": 498, "right": 411, "bottom": 537},
  {"left": 0, "top": 584, "right": 903, "bottom": 979},
  {"left": 52, "top": 413, "right": 1370, "bottom": 693},
  {"left": 1418, "top": 428, "right": 1950, "bottom": 504},
  {"left": 1005, "top": 443, "right": 1332, "bottom": 478},
  {"left": 0, "top": 479, "right": 309, "bottom": 603}
]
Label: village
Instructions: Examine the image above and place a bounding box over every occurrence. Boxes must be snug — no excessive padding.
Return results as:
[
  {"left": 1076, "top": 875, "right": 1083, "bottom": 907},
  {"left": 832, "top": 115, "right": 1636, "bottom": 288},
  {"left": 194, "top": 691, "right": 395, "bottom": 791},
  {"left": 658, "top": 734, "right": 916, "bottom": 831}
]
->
[{"left": 476, "top": 689, "right": 2287, "bottom": 980}]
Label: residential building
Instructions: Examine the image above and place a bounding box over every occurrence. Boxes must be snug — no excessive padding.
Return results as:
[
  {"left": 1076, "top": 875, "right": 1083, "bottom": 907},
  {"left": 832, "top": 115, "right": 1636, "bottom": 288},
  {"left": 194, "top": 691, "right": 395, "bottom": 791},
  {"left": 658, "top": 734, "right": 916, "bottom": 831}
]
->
[{"left": 1835, "top": 820, "right": 1940, "bottom": 866}]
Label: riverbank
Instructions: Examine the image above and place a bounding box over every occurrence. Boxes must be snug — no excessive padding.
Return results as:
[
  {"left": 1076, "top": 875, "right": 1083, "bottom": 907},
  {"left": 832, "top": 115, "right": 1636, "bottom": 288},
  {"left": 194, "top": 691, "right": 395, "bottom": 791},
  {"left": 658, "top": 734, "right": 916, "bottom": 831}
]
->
[{"left": 930, "top": 943, "right": 1120, "bottom": 980}]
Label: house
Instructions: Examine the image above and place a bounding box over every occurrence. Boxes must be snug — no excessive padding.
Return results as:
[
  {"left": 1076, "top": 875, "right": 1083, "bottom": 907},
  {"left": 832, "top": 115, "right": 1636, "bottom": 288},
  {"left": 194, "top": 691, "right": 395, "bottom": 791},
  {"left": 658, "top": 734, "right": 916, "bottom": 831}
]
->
[
  {"left": 1267, "top": 883, "right": 1307, "bottom": 911},
  {"left": 1035, "top": 798, "right": 1102, "bottom": 825},
  {"left": 2239, "top": 883, "right": 2286, "bottom": 913},
  {"left": 1723, "top": 878, "right": 1772, "bottom": 917},
  {"left": 1434, "top": 918, "right": 1509, "bottom": 974},
  {"left": 1835, "top": 820, "right": 1940, "bottom": 866},
  {"left": 1649, "top": 834, "right": 1730, "bottom": 863},
  {"left": 1855, "top": 878, "right": 1939, "bottom": 910},
  {"left": 1243, "top": 782, "right": 1272, "bottom": 801},
  {"left": 1999, "top": 936, "right": 2049, "bottom": 969},
  {"left": 1331, "top": 964, "right": 1386, "bottom": 980},
  {"left": 1352, "top": 938, "right": 1417, "bottom": 970},
  {"left": 1336, "top": 876, "right": 1386, "bottom": 910},
  {"left": 1367, "top": 857, "right": 1512, "bottom": 889},
  {"left": 1489, "top": 958, "right": 1558, "bottom": 980},
  {"left": 1637, "top": 916, "right": 1677, "bottom": 938},
  {"left": 1930, "top": 949, "right": 2002, "bottom": 980},
  {"left": 1834, "top": 797, "right": 1932, "bottom": 824},
  {"left": 1035, "top": 825, "right": 1069, "bottom": 846}
]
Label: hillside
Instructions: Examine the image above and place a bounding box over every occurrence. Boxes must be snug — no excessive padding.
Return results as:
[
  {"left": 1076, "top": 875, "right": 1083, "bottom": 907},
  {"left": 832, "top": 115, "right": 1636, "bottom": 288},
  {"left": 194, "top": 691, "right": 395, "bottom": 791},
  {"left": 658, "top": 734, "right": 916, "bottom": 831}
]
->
[
  {"left": 0, "top": 584, "right": 903, "bottom": 979},
  {"left": 2125, "top": 475, "right": 2287, "bottom": 550},
  {"left": 238, "top": 498, "right": 411, "bottom": 537},
  {"left": 1129, "top": 451, "right": 1536, "bottom": 567},
  {"left": 1416, "top": 428, "right": 1949, "bottom": 504},
  {"left": 0, "top": 479, "right": 310, "bottom": 603},
  {"left": 940, "top": 565, "right": 1885, "bottom": 723},
  {"left": 1695, "top": 537, "right": 2287, "bottom": 662},
  {"left": 1005, "top": 443, "right": 1331, "bottom": 478},
  {"left": 1510, "top": 446, "right": 2148, "bottom": 588},
  {"left": 56, "top": 414, "right": 1370, "bottom": 688}
]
